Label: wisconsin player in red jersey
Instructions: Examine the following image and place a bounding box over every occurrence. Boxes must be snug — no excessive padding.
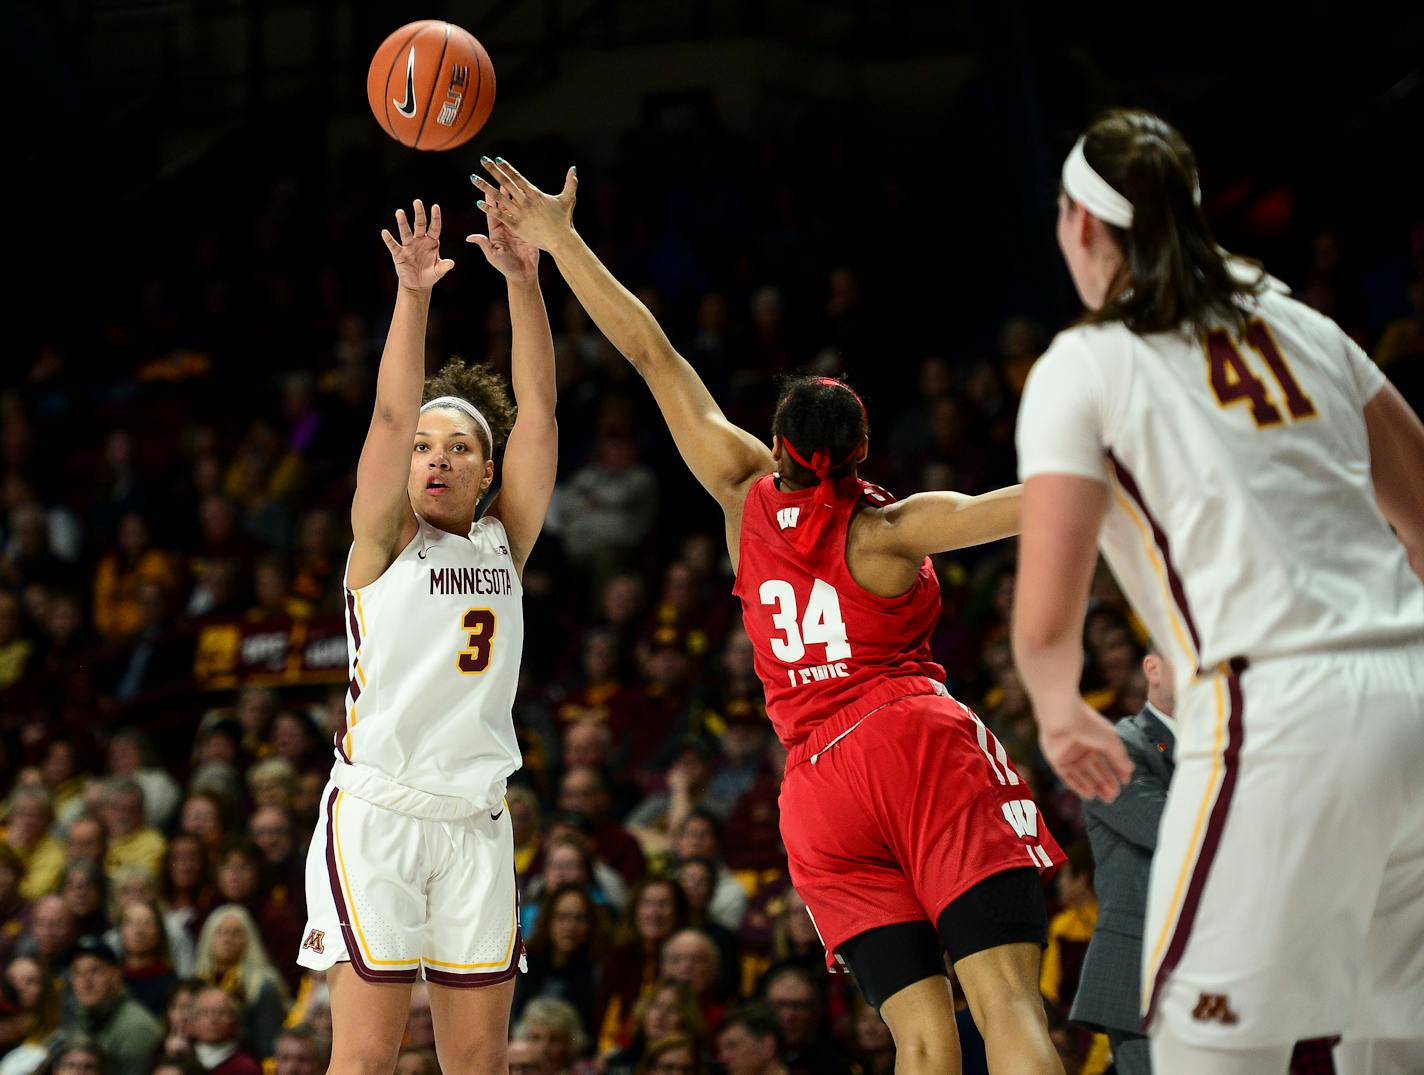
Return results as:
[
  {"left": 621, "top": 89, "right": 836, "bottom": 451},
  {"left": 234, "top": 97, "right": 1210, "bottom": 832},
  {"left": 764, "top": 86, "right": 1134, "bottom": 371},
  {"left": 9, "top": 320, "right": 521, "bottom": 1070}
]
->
[{"left": 472, "top": 159, "right": 1068, "bottom": 1074}]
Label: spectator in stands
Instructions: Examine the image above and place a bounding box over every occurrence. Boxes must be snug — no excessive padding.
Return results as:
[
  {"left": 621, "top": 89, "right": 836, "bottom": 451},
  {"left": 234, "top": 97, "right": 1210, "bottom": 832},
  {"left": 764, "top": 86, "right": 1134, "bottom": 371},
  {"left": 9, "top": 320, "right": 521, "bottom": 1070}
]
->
[
  {"left": 668, "top": 811, "right": 746, "bottom": 931},
  {"left": 0, "top": 590, "right": 34, "bottom": 693},
  {"left": 162, "top": 834, "right": 214, "bottom": 945},
  {"left": 16, "top": 895, "right": 74, "bottom": 974},
  {"left": 46, "top": 1038, "right": 107, "bottom": 1075},
  {"left": 0, "top": 846, "right": 29, "bottom": 965},
  {"left": 63, "top": 816, "right": 106, "bottom": 873},
  {"left": 105, "top": 732, "right": 180, "bottom": 832},
  {"left": 101, "top": 780, "right": 166, "bottom": 883},
  {"left": 1040, "top": 840, "right": 1098, "bottom": 1020},
  {"left": 2, "top": 955, "right": 62, "bottom": 1071},
  {"left": 402, "top": 981, "right": 434, "bottom": 1051},
  {"left": 760, "top": 966, "right": 850, "bottom": 1075},
  {"left": 515, "top": 884, "right": 611, "bottom": 1031},
  {"left": 62, "top": 935, "right": 163, "bottom": 1075},
  {"left": 188, "top": 986, "right": 261, "bottom": 1075},
  {"left": 104, "top": 865, "right": 195, "bottom": 977},
  {"left": 602, "top": 979, "right": 707, "bottom": 1075},
  {"left": 210, "top": 841, "right": 302, "bottom": 992},
  {"left": 3, "top": 789, "right": 63, "bottom": 902},
  {"left": 507, "top": 785, "right": 543, "bottom": 880},
  {"left": 626, "top": 738, "right": 719, "bottom": 855},
  {"left": 177, "top": 795, "right": 226, "bottom": 856},
  {"left": 659, "top": 930, "right": 726, "bottom": 1032},
  {"left": 715, "top": 1003, "right": 786, "bottom": 1075},
  {"left": 705, "top": 703, "right": 767, "bottom": 820},
  {"left": 514, "top": 996, "right": 596, "bottom": 1075},
  {"left": 633, "top": 1033, "right": 703, "bottom": 1075},
  {"left": 846, "top": 997, "right": 895, "bottom": 1075},
  {"left": 1069, "top": 645, "right": 1177, "bottom": 1075},
  {"left": 596, "top": 879, "right": 689, "bottom": 1054},
  {"left": 59, "top": 861, "right": 109, "bottom": 939},
  {"left": 91, "top": 511, "right": 178, "bottom": 643},
  {"left": 243, "top": 761, "right": 296, "bottom": 814},
  {"left": 246, "top": 807, "right": 301, "bottom": 895},
  {"left": 270, "top": 1025, "right": 329, "bottom": 1075},
  {"left": 507, "top": 1038, "right": 552, "bottom": 1075},
  {"left": 557, "top": 768, "right": 645, "bottom": 886},
  {"left": 671, "top": 858, "right": 738, "bottom": 995},
  {"left": 113, "top": 900, "right": 175, "bottom": 1017},
  {"left": 192, "top": 905, "right": 286, "bottom": 1058}
]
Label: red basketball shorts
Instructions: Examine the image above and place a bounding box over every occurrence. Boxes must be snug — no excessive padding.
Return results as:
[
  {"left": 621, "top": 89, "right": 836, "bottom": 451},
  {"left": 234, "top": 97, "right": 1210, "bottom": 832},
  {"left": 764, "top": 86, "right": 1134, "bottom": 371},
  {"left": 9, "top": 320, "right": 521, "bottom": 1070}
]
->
[{"left": 778, "top": 689, "right": 1064, "bottom": 966}]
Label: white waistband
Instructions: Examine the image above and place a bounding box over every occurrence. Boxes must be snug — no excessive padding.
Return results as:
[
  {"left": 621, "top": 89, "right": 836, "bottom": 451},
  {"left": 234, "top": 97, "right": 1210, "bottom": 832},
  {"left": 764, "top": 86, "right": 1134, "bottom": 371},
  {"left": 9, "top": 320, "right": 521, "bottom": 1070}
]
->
[{"left": 330, "top": 762, "right": 503, "bottom": 820}]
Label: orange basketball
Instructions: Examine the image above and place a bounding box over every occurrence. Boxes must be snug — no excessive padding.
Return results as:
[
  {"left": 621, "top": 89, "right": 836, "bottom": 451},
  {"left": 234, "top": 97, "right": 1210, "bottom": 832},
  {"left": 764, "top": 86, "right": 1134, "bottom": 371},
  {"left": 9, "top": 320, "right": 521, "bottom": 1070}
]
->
[{"left": 366, "top": 21, "right": 495, "bottom": 151}]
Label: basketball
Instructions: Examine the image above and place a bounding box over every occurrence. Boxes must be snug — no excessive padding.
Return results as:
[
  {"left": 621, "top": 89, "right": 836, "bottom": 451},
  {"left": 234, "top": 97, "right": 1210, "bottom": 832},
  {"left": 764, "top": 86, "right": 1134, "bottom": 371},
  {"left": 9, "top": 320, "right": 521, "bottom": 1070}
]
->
[{"left": 366, "top": 20, "right": 495, "bottom": 151}]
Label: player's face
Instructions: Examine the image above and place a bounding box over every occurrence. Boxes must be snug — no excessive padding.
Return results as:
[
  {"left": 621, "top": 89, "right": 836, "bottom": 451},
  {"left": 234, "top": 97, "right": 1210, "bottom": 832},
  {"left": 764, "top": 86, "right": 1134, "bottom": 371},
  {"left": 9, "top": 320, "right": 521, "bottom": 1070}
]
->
[{"left": 409, "top": 408, "right": 493, "bottom": 526}]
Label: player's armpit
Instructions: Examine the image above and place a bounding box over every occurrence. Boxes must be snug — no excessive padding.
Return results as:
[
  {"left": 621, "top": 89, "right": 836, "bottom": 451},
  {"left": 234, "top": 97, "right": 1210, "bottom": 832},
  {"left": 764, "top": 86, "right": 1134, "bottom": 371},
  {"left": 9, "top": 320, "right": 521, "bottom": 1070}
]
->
[{"left": 875, "top": 485, "right": 1023, "bottom": 558}]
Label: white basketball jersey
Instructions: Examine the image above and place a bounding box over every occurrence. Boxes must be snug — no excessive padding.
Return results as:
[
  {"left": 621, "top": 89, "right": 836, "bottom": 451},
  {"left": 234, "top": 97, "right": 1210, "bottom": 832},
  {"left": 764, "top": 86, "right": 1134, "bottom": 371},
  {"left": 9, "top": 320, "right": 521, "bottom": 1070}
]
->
[
  {"left": 1017, "top": 287, "right": 1424, "bottom": 684},
  {"left": 334, "top": 513, "right": 523, "bottom": 813}
]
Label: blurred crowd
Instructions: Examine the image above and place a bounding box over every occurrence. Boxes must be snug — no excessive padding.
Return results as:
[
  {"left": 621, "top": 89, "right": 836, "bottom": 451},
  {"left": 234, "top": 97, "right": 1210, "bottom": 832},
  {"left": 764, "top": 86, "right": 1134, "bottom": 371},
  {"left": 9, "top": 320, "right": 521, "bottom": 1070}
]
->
[{"left": 2, "top": 107, "right": 1422, "bottom": 1075}]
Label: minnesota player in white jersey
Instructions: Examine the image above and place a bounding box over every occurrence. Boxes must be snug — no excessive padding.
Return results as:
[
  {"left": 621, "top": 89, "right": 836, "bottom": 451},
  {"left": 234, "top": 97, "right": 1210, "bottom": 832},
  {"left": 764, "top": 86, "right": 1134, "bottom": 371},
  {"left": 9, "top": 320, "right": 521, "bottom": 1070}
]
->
[
  {"left": 297, "top": 197, "right": 556, "bottom": 1075},
  {"left": 1011, "top": 110, "right": 1424, "bottom": 1074}
]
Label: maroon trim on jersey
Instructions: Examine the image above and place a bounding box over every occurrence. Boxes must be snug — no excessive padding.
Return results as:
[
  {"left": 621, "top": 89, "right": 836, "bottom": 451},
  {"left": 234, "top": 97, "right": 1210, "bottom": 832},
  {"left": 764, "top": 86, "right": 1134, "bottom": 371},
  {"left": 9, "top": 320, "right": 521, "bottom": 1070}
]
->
[
  {"left": 344, "top": 589, "right": 362, "bottom": 652},
  {"left": 1143, "top": 657, "right": 1248, "bottom": 1030},
  {"left": 323, "top": 788, "right": 419, "bottom": 984},
  {"left": 1106, "top": 450, "right": 1203, "bottom": 660}
]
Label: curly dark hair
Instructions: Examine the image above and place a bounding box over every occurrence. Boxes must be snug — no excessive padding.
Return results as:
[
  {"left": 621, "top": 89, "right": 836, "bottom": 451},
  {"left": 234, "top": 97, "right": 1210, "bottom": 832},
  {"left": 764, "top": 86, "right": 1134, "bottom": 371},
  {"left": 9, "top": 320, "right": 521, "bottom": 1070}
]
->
[
  {"left": 771, "top": 375, "right": 870, "bottom": 484},
  {"left": 421, "top": 358, "right": 516, "bottom": 457}
]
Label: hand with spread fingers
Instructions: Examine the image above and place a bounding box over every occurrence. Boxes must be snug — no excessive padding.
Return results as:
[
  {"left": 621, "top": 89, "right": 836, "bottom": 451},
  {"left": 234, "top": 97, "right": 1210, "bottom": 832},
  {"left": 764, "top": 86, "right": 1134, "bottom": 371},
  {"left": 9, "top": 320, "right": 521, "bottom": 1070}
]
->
[
  {"left": 379, "top": 200, "right": 455, "bottom": 291},
  {"left": 1037, "top": 698, "right": 1135, "bottom": 803},
  {"left": 469, "top": 156, "right": 578, "bottom": 254},
  {"left": 465, "top": 190, "right": 540, "bottom": 284}
]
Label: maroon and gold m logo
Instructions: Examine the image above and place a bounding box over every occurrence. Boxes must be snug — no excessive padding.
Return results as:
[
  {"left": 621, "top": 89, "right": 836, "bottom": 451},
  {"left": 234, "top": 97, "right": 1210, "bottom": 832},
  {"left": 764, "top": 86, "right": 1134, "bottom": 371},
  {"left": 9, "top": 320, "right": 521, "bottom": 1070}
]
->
[
  {"left": 301, "top": 929, "right": 326, "bottom": 954},
  {"left": 1192, "top": 993, "right": 1239, "bottom": 1024}
]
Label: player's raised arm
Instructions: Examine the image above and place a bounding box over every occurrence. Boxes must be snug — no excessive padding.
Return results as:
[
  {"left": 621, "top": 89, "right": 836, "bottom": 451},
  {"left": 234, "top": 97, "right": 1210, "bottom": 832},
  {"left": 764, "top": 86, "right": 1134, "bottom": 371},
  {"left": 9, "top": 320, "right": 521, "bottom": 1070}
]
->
[
  {"left": 466, "top": 199, "right": 556, "bottom": 575},
  {"left": 867, "top": 484, "right": 1023, "bottom": 557},
  {"left": 349, "top": 201, "right": 455, "bottom": 587},
  {"left": 470, "top": 159, "right": 773, "bottom": 511}
]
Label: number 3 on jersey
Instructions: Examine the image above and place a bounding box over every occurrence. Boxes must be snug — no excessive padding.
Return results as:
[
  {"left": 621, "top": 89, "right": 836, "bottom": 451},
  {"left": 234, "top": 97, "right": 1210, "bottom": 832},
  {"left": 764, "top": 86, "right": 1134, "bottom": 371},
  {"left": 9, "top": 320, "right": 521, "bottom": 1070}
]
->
[
  {"left": 759, "top": 578, "right": 851, "bottom": 663},
  {"left": 457, "top": 608, "right": 497, "bottom": 674}
]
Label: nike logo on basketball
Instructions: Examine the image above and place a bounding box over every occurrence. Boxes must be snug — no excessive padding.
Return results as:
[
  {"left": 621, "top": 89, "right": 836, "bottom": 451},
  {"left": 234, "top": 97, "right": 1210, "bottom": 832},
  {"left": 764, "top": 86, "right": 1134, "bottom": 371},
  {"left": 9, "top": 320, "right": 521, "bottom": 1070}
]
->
[
  {"left": 393, "top": 47, "right": 417, "bottom": 116},
  {"left": 1192, "top": 993, "right": 1240, "bottom": 1024}
]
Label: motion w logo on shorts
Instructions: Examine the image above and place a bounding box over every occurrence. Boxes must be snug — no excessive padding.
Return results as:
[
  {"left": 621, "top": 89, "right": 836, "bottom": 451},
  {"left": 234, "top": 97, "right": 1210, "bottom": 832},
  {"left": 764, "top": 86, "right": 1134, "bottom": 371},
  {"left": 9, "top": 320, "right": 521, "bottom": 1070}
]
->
[{"left": 999, "top": 799, "right": 1055, "bottom": 868}]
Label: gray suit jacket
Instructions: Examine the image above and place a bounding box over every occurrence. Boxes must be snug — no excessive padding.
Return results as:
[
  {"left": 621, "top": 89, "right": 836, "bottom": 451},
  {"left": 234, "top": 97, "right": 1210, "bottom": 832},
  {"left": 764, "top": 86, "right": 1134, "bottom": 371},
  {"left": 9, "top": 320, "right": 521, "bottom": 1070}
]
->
[{"left": 1069, "top": 705, "right": 1175, "bottom": 1035}]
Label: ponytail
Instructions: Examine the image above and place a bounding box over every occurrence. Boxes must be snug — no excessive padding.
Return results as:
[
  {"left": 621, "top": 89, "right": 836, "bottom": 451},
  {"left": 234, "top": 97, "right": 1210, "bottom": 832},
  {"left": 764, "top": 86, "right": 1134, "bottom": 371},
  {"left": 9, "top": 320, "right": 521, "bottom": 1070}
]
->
[{"left": 1073, "top": 110, "right": 1263, "bottom": 335}]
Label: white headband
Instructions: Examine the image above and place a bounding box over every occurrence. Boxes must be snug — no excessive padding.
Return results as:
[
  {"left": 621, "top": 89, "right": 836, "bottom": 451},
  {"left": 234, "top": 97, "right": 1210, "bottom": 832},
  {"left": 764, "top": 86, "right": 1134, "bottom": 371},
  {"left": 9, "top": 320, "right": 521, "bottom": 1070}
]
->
[
  {"left": 421, "top": 396, "right": 493, "bottom": 451},
  {"left": 1061, "top": 135, "right": 1204, "bottom": 230},
  {"left": 1062, "top": 136, "right": 1135, "bottom": 228}
]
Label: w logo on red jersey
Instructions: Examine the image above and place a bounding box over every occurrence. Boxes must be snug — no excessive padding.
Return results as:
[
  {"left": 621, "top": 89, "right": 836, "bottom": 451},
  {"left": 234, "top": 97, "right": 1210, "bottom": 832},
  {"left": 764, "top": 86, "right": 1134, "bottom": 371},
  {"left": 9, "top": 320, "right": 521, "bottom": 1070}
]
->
[{"left": 777, "top": 507, "right": 801, "bottom": 530}]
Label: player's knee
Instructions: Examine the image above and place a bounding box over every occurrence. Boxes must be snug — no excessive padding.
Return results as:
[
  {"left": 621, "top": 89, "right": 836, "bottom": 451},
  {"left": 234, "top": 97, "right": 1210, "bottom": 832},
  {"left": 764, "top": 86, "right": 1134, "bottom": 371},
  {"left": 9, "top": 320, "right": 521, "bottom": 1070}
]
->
[
  {"left": 326, "top": 1047, "right": 402, "bottom": 1075},
  {"left": 437, "top": 1038, "right": 507, "bottom": 1075},
  {"left": 885, "top": 1024, "right": 960, "bottom": 1074}
]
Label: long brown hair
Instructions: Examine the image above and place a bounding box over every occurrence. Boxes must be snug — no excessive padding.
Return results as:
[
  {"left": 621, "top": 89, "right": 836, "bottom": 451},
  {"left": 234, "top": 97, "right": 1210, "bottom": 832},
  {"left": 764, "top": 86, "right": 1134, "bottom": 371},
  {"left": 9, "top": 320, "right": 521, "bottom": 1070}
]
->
[{"left": 1073, "top": 109, "right": 1263, "bottom": 335}]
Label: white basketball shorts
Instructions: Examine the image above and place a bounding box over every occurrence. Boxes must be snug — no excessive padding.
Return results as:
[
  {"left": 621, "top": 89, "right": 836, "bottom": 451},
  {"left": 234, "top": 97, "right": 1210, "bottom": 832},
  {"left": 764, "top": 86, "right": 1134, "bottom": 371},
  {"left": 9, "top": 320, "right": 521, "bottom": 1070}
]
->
[
  {"left": 1142, "top": 639, "right": 1424, "bottom": 1049},
  {"left": 297, "top": 780, "right": 524, "bottom": 986}
]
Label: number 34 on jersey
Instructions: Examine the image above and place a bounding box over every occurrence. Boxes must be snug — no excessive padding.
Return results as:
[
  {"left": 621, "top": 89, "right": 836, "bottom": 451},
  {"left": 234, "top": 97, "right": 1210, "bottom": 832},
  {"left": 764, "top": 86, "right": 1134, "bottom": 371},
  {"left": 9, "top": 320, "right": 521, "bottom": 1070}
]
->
[{"left": 760, "top": 577, "right": 855, "bottom": 687}]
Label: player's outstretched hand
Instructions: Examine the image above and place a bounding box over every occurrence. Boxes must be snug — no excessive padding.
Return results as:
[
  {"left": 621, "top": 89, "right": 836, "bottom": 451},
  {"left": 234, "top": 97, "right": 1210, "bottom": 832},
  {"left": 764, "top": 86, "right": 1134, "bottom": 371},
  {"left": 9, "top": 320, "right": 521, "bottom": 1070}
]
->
[
  {"left": 466, "top": 193, "right": 539, "bottom": 284},
  {"left": 469, "top": 157, "right": 577, "bottom": 254},
  {"left": 380, "top": 200, "right": 455, "bottom": 290},
  {"left": 1037, "top": 699, "right": 1134, "bottom": 803}
]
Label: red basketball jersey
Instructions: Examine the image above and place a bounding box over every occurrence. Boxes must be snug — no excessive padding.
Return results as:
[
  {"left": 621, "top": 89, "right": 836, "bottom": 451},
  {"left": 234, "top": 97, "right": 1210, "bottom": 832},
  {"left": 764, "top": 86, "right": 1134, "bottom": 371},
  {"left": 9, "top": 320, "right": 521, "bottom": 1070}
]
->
[{"left": 733, "top": 474, "right": 946, "bottom": 751}]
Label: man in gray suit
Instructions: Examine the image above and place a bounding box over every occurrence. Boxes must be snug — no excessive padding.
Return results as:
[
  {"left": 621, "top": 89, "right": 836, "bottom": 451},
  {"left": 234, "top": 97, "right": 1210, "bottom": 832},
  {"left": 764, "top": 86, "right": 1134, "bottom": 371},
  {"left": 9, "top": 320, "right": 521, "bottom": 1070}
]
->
[{"left": 1070, "top": 644, "right": 1176, "bottom": 1075}]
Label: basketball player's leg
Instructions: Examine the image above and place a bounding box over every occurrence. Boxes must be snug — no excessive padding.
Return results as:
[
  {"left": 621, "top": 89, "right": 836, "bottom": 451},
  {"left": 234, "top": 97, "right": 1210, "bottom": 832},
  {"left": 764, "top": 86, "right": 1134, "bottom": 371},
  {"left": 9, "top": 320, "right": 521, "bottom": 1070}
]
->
[
  {"left": 942, "top": 870, "right": 1062, "bottom": 1075},
  {"left": 838, "top": 921, "right": 961, "bottom": 1074},
  {"left": 421, "top": 807, "right": 524, "bottom": 1073},
  {"left": 427, "top": 978, "right": 517, "bottom": 1075},
  {"left": 1334, "top": 645, "right": 1424, "bottom": 1075},
  {"left": 326, "top": 963, "right": 414, "bottom": 1075},
  {"left": 299, "top": 787, "right": 427, "bottom": 1074}
]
